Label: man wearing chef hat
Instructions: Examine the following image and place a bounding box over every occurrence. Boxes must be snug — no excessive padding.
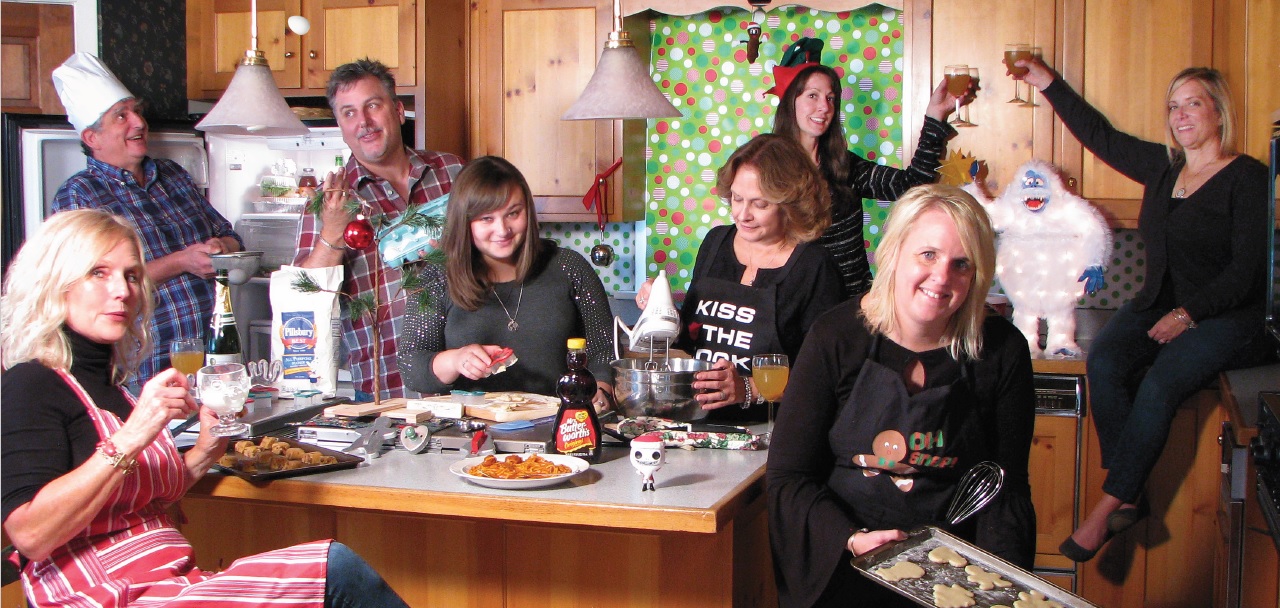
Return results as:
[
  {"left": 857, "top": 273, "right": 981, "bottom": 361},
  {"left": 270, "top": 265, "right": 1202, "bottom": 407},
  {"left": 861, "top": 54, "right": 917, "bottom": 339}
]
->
[
  {"left": 293, "top": 57, "right": 464, "bottom": 401},
  {"left": 50, "top": 52, "right": 243, "bottom": 386}
]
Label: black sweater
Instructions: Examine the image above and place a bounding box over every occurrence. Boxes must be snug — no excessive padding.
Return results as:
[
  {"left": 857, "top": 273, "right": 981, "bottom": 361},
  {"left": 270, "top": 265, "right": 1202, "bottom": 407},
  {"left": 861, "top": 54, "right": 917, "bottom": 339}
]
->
[
  {"left": 2, "top": 331, "right": 132, "bottom": 523},
  {"left": 1041, "top": 79, "right": 1269, "bottom": 322}
]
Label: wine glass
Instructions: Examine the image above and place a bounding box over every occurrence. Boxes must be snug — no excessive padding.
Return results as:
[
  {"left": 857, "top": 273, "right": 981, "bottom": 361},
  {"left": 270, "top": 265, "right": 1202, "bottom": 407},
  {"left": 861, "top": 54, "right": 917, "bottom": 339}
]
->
[
  {"left": 197, "top": 363, "right": 251, "bottom": 437},
  {"left": 1020, "top": 47, "right": 1042, "bottom": 107},
  {"left": 169, "top": 338, "right": 204, "bottom": 386},
  {"left": 751, "top": 354, "right": 789, "bottom": 444},
  {"left": 1004, "top": 44, "right": 1032, "bottom": 103},
  {"left": 944, "top": 65, "right": 974, "bottom": 127}
]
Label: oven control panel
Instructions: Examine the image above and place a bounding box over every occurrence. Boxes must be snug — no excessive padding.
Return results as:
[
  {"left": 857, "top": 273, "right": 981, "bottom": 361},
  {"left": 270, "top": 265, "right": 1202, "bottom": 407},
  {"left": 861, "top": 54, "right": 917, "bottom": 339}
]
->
[{"left": 1252, "top": 392, "right": 1280, "bottom": 551}]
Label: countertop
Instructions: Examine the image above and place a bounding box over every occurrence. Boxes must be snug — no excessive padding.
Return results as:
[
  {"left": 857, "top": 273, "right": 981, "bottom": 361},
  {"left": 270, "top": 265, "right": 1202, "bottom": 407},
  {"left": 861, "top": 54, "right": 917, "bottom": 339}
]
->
[{"left": 189, "top": 434, "right": 769, "bottom": 534}]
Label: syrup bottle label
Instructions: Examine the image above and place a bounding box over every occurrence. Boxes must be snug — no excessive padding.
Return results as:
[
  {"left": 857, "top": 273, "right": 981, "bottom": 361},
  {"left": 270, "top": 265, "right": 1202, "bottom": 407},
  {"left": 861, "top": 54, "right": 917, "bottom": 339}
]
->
[{"left": 555, "top": 409, "right": 598, "bottom": 455}]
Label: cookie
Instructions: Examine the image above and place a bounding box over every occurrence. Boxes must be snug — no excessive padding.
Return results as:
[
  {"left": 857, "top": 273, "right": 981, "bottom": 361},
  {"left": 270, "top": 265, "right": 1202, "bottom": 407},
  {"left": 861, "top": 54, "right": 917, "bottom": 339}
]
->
[
  {"left": 927, "top": 545, "right": 968, "bottom": 567},
  {"left": 932, "top": 583, "right": 975, "bottom": 608},
  {"left": 873, "top": 560, "right": 925, "bottom": 582},
  {"left": 964, "top": 564, "right": 1013, "bottom": 590},
  {"left": 1013, "top": 590, "right": 1064, "bottom": 608}
]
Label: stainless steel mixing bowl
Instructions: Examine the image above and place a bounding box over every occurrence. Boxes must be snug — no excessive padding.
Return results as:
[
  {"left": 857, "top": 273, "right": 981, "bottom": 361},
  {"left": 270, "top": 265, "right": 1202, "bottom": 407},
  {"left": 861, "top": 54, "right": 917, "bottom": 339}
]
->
[{"left": 611, "top": 357, "right": 713, "bottom": 421}]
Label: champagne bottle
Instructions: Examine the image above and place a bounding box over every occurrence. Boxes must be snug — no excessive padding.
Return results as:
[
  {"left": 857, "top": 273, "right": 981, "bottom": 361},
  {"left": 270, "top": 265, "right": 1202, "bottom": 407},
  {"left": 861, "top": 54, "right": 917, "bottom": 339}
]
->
[{"left": 205, "top": 269, "right": 243, "bottom": 366}]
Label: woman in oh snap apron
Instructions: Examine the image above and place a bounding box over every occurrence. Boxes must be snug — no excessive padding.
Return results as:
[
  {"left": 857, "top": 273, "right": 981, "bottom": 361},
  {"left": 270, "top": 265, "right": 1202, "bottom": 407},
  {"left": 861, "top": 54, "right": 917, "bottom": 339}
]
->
[
  {"left": 766, "top": 186, "right": 1036, "bottom": 608},
  {"left": 636, "top": 134, "right": 844, "bottom": 423},
  {"left": 2, "top": 210, "right": 408, "bottom": 608}
]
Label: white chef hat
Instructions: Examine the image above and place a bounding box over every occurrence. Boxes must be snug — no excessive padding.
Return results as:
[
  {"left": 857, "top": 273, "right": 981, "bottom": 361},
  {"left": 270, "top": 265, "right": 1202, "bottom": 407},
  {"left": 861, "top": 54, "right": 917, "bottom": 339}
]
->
[{"left": 52, "top": 52, "right": 135, "bottom": 134}]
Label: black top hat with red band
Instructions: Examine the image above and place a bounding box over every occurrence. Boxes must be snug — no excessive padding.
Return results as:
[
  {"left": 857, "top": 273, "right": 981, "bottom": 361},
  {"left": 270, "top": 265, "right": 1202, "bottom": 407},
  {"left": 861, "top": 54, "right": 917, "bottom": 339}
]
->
[{"left": 766, "top": 37, "right": 825, "bottom": 97}]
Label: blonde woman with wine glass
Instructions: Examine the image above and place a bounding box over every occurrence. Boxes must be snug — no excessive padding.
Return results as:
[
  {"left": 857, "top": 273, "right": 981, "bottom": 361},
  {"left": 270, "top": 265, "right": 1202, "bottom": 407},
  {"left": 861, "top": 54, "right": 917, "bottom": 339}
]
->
[
  {"left": 767, "top": 185, "right": 1036, "bottom": 608},
  {"left": 1013, "top": 58, "right": 1273, "bottom": 562}
]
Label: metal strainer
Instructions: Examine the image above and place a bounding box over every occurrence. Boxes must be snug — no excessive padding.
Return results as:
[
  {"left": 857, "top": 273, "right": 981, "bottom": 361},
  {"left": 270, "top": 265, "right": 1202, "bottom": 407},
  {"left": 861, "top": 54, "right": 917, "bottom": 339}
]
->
[{"left": 945, "top": 461, "right": 1005, "bottom": 525}]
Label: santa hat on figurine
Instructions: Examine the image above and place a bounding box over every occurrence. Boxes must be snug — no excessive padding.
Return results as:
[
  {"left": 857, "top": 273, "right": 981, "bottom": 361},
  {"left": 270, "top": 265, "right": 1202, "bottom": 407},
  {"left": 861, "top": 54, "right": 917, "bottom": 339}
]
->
[
  {"left": 766, "top": 37, "right": 825, "bottom": 97},
  {"left": 52, "top": 52, "right": 135, "bottom": 134}
]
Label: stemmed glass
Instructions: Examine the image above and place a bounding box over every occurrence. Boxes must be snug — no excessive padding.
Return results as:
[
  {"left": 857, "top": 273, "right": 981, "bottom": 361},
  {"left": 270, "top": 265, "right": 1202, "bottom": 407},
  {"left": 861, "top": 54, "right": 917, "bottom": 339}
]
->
[
  {"left": 944, "top": 65, "right": 975, "bottom": 127},
  {"left": 1020, "top": 47, "right": 1042, "bottom": 107},
  {"left": 751, "top": 354, "right": 789, "bottom": 444},
  {"left": 169, "top": 338, "right": 204, "bottom": 386},
  {"left": 1004, "top": 44, "right": 1032, "bottom": 103},
  {"left": 197, "top": 363, "right": 251, "bottom": 437}
]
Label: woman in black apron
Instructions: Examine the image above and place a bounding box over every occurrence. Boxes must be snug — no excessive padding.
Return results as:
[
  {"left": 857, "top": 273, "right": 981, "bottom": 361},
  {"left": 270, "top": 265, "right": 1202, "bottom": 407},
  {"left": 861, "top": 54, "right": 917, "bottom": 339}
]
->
[
  {"left": 767, "top": 185, "right": 1036, "bottom": 608},
  {"left": 635, "top": 134, "right": 845, "bottom": 423}
]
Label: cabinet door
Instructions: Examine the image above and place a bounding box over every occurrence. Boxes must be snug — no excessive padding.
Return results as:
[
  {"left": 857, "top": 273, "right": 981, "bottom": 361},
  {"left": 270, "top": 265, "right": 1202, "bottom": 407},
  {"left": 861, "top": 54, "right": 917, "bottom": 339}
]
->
[
  {"left": 1, "top": 2, "right": 73, "bottom": 114},
  {"left": 1028, "top": 414, "right": 1079, "bottom": 571},
  {"left": 188, "top": 0, "right": 302, "bottom": 98},
  {"left": 471, "top": 0, "right": 633, "bottom": 222},
  {"left": 916, "top": 0, "right": 1059, "bottom": 194},
  {"left": 302, "top": 0, "right": 416, "bottom": 89}
]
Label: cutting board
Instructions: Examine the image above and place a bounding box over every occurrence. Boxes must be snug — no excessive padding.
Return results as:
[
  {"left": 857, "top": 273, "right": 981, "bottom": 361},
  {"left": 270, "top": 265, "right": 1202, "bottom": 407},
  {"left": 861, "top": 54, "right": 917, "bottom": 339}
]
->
[
  {"left": 324, "top": 398, "right": 407, "bottom": 418},
  {"left": 411, "top": 392, "right": 559, "bottom": 422}
]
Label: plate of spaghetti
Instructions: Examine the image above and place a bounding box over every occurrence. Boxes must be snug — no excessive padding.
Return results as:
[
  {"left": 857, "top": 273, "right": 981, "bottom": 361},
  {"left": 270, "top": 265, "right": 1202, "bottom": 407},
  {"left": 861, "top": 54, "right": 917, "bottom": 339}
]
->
[{"left": 450, "top": 453, "right": 589, "bottom": 489}]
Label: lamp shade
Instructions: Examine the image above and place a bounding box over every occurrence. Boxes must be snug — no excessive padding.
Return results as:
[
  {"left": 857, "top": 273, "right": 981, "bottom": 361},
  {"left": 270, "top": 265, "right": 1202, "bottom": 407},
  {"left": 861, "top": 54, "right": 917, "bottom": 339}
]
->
[
  {"left": 562, "top": 44, "right": 681, "bottom": 120},
  {"left": 196, "top": 60, "right": 308, "bottom": 136}
]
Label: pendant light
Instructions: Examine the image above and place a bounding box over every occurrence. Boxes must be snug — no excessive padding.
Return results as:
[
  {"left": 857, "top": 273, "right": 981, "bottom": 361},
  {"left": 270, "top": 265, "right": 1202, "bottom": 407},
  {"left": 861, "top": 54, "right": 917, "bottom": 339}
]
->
[
  {"left": 196, "top": 0, "right": 308, "bottom": 136},
  {"left": 561, "top": 0, "right": 681, "bottom": 120}
]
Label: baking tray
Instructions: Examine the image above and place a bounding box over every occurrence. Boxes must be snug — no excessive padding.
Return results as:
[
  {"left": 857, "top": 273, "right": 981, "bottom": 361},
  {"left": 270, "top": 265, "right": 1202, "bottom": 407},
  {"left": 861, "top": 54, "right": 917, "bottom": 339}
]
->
[
  {"left": 212, "top": 436, "right": 363, "bottom": 481},
  {"left": 850, "top": 526, "right": 1096, "bottom": 608}
]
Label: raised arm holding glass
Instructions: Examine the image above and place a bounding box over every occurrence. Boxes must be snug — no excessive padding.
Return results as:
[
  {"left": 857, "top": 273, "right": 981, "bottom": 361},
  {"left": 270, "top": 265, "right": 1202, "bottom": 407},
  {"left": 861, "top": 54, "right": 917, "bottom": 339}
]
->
[
  {"left": 1013, "top": 58, "right": 1273, "bottom": 562},
  {"left": 767, "top": 185, "right": 1036, "bottom": 608},
  {"left": 1, "top": 210, "right": 407, "bottom": 607}
]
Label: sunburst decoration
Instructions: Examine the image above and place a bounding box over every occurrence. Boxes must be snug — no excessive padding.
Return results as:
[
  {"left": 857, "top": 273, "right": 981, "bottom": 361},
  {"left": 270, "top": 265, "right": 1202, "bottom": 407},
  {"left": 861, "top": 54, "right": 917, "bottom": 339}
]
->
[{"left": 938, "top": 148, "right": 988, "bottom": 186}]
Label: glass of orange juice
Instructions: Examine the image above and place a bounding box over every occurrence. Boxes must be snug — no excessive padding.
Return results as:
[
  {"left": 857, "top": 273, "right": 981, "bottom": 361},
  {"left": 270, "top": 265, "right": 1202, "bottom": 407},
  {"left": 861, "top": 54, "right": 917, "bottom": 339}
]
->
[
  {"left": 1004, "top": 44, "right": 1032, "bottom": 103},
  {"left": 751, "top": 353, "right": 789, "bottom": 445},
  {"left": 169, "top": 338, "right": 204, "bottom": 385},
  {"left": 944, "top": 65, "right": 974, "bottom": 126}
]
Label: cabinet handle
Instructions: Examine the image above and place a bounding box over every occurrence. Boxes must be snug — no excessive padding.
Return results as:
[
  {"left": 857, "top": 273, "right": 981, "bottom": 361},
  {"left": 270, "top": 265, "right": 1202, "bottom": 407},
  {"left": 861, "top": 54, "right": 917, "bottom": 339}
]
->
[
  {"left": 310, "top": 51, "right": 317, "bottom": 59},
  {"left": 284, "top": 52, "right": 294, "bottom": 58},
  {"left": 1066, "top": 177, "right": 1078, "bottom": 193}
]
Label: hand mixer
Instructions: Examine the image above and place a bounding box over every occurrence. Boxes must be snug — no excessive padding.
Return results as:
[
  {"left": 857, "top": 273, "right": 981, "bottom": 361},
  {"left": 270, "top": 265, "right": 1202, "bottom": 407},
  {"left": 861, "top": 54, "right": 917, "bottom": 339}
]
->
[
  {"left": 614, "top": 269, "right": 681, "bottom": 365},
  {"left": 944, "top": 461, "right": 1005, "bottom": 526}
]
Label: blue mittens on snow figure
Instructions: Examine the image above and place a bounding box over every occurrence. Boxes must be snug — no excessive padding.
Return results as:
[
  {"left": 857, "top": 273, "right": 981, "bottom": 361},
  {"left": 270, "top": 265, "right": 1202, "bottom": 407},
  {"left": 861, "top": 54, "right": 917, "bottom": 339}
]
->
[{"left": 1078, "top": 266, "right": 1106, "bottom": 296}]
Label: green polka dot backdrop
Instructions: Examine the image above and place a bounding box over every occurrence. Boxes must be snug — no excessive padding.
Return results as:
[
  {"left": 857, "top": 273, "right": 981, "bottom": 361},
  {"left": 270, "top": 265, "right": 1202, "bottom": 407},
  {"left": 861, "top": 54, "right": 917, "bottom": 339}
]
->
[
  {"left": 542, "top": 222, "right": 637, "bottom": 293},
  {"left": 642, "top": 5, "right": 909, "bottom": 294}
]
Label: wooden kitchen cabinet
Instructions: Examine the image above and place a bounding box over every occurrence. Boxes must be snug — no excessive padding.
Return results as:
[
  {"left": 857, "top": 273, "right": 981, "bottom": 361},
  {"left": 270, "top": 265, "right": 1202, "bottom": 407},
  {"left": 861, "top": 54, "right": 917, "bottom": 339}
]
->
[
  {"left": 1028, "top": 413, "right": 1079, "bottom": 572},
  {"left": 468, "top": 0, "right": 645, "bottom": 222},
  {"left": 1, "top": 1, "right": 73, "bottom": 115},
  {"left": 188, "top": 0, "right": 412, "bottom": 97}
]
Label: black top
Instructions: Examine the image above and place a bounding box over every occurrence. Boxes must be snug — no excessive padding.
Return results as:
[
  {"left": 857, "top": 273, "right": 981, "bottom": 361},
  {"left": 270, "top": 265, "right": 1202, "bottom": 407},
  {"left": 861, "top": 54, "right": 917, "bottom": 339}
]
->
[
  {"left": 1042, "top": 79, "right": 1270, "bottom": 322},
  {"left": 675, "top": 225, "right": 845, "bottom": 363},
  {"left": 2, "top": 330, "right": 132, "bottom": 523},
  {"left": 818, "top": 116, "right": 955, "bottom": 297},
  {"left": 767, "top": 299, "right": 1036, "bottom": 608}
]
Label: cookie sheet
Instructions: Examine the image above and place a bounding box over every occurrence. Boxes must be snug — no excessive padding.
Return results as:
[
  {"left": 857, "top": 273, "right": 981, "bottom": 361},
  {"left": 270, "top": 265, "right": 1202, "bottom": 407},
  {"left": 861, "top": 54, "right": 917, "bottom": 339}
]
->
[{"left": 850, "top": 526, "right": 1096, "bottom": 608}]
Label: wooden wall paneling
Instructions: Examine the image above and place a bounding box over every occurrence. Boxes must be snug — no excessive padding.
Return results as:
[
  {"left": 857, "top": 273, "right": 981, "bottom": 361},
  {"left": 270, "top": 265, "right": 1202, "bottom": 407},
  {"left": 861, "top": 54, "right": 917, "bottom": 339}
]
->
[
  {"left": 902, "top": 0, "right": 930, "bottom": 160},
  {"left": 176, "top": 497, "right": 335, "bottom": 568},
  {"left": 336, "top": 512, "right": 504, "bottom": 608},
  {"left": 421, "top": 0, "right": 468, "bottom": 156},
  {"left": 1, "top": 2, "right": 73, "bottom": 114}
]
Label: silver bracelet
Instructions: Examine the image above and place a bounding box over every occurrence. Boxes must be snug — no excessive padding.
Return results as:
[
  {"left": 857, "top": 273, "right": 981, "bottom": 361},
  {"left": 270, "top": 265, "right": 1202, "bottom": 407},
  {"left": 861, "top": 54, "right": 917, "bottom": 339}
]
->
[
  {"left": 1172, "top": 307, "right": 1197, "bottom": 329},
  {"left": 741, "top": 377, "right": 754, "bottom": 409},
  {"left": 318, "top": 235, "right": 348, "bottom": 251}
]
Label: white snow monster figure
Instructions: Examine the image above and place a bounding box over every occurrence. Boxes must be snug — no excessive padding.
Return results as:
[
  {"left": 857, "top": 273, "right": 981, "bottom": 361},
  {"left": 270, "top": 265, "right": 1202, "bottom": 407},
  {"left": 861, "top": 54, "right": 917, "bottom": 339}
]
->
[
  {"left": 629, "top": 433, "right": 666, "bottom": 492},
  {"left": 967, "top": 160, "right": 1112, "bottom": 357}
]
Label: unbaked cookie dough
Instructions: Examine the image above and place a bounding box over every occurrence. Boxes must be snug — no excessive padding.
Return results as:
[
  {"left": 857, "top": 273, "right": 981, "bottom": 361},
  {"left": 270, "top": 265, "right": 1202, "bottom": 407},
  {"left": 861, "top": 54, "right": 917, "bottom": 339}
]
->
[
  {"left": 1013, "top": 590, "right": 1065, "bottom": 608},
  {"left": 932, "top": 583, "right": 976, "bottom": 608},
  {"left": 873, "top": 560, "right": 926, "bottom": 582},
  {"left": 927, "top": 545, "right": 968, "bottom": 567},
  {"left": 963, "top": 564, "right": 1013, "bottom": 590}
]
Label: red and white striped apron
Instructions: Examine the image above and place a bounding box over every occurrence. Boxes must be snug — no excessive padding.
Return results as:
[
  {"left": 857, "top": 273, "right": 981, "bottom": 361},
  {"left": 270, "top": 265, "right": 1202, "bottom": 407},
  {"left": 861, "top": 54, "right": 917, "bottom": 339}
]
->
[{"left": 22, "top": 370, "right": 330, "bottom": 607}]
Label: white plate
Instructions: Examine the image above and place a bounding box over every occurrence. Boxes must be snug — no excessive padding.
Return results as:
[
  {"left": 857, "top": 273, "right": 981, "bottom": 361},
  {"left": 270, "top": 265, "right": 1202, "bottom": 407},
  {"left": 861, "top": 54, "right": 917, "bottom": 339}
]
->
[{"left": 450, "top": 453, "right": 589, "bottom": 489}]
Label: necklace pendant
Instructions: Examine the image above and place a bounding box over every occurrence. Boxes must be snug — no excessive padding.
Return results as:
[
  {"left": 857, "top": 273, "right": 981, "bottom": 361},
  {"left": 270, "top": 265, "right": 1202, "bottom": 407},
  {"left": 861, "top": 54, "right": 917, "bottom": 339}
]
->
[{"left": 507, "top": 319, "right": 519, "bottom": 332}]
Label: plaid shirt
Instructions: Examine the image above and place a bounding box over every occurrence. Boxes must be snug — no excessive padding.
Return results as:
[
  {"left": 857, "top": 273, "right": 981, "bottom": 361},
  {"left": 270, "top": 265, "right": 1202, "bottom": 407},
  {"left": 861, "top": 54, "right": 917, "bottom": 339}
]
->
[
  {"left": 52, "top": 156, "right": 243, "bottom": 384},
  {"left": 294, "top": 148, "right": 464, "bottom": 398}
]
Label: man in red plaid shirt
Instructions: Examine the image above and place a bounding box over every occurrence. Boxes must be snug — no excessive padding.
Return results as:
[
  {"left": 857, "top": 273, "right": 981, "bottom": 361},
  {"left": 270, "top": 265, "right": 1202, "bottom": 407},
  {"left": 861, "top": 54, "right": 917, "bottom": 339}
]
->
[{"left": 294, "top": 58, "right": 463, "bottom": 400}]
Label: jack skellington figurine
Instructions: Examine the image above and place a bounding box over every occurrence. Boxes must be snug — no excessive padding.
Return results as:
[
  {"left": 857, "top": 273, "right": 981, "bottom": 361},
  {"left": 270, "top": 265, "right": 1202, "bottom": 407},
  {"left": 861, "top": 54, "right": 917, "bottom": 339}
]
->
[{"left": 629, "top": 433, "right": 666, "bottom": 492}]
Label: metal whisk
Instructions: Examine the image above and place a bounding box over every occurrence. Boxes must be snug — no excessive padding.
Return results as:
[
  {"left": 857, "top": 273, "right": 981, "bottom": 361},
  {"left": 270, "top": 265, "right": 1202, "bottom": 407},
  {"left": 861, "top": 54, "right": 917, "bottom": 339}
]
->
[{"left": 945, "top": 461, "right": 1005, "bottom": 525}]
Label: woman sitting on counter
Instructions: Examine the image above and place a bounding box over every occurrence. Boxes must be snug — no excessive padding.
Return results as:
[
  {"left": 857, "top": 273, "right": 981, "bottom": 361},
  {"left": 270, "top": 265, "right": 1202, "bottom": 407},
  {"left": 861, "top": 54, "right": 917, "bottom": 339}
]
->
[
  {"left": 400, "top": 156, "right": 615, "bottom": 408},
  {"left": 767, "top": 185, "right": 1036, "bottom": 608},
  {"left": 0, "top": 209, "right": 408, "bottom": 608},
  {"left": 1015, "top": 58, "right": 1274, "bottom": 562},
  {"left": 637, "top": 134, "right": 845, "bottom": 423}
]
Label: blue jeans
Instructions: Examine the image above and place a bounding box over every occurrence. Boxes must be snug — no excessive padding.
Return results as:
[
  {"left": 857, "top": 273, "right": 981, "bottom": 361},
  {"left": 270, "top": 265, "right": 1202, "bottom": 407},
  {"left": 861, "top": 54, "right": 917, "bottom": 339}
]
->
[
  {"left": 1086, "top": 302, "right": 1270, "bottom": 503},
  {"left": 325, "top": 542, "right": 408, "bottom": 608}
]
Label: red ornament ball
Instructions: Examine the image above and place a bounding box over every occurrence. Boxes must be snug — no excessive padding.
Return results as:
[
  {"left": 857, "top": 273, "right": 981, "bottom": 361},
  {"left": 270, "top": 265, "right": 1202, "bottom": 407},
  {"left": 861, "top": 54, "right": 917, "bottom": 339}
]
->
[{"left": 343, "top": 218, "right": 375, "bottom": 250}]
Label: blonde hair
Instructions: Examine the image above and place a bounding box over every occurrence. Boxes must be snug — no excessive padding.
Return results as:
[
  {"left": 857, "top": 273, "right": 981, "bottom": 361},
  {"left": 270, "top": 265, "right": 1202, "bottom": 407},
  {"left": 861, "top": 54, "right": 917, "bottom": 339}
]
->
[
  {"left": 716, "top": 134, "right": 831, "bottom": 242},
  {"left": 861, "top": 184, "right": 996, "bottom": 361},
  {"left": 1164, "top": 67, "right": 1237, "bottom": 163},
  {"left": 1, "top": 209, "right": 154, "bottom": 381}
]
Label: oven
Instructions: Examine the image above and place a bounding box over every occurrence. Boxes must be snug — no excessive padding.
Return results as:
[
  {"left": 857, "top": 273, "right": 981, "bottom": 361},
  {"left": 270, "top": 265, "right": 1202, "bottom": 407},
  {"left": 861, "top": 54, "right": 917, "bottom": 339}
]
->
[{"left": 1217, "top": 418, "right": 1249, "bottom": 607}]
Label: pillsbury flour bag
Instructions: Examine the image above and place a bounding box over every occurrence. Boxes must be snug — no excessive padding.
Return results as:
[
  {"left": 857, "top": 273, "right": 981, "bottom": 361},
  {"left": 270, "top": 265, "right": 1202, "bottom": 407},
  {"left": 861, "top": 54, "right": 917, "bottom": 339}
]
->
[{"left": 270, "top": 265, "right": 343, "bottom": 396}]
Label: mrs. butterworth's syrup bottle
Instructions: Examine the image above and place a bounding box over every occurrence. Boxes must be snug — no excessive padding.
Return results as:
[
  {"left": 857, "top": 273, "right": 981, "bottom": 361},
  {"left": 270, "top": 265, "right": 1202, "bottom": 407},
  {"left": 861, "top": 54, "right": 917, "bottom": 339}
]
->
[{"left": 553, "top": 338, "right": 602, "bottom": 463}]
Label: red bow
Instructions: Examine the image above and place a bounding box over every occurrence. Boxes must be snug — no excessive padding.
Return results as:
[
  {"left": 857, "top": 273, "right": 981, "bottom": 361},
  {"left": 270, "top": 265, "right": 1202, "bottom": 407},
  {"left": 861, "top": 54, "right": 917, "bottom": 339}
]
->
[{"left": 581, "top": 157, "right": 623, "bottom": 230}]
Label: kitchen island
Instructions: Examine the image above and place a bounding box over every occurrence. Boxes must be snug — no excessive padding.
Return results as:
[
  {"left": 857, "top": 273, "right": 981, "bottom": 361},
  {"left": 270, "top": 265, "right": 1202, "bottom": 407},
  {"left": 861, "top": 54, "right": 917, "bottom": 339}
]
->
[{"left": 179, "top": 440, "right": 774, "bottom": 607}]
